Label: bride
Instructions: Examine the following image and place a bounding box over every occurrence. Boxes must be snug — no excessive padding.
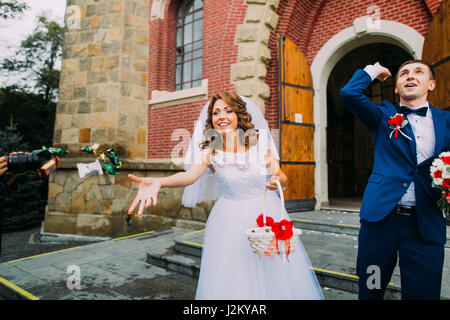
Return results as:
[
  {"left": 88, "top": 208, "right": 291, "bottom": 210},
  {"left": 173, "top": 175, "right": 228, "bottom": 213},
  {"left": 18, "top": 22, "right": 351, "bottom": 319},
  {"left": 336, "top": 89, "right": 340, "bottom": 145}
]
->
[{"left": 127, "top": 92, "right": 324, "bottom": 300}]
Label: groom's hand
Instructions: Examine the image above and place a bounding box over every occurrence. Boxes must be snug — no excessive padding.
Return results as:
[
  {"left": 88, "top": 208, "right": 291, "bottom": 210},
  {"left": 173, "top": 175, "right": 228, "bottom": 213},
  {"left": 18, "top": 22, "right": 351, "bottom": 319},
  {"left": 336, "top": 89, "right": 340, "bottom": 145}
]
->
[{"left": 374, "top": 62, "right": 391, "bottom": 82}]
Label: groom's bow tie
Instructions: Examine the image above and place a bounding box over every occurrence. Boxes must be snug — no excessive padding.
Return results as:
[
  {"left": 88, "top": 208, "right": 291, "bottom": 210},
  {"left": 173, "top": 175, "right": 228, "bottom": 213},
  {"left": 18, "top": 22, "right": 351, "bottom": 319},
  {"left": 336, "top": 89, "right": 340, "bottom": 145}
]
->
[{"left": 399, "top": 105, "right": 428, "bottom": 117}]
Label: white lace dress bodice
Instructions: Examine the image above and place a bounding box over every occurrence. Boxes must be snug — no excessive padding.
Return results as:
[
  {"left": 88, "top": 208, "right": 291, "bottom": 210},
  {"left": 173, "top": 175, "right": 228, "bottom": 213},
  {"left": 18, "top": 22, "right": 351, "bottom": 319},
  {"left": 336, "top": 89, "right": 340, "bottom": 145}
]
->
[{"left": 210, "top": 146, "right": 268, "bottom": 200}]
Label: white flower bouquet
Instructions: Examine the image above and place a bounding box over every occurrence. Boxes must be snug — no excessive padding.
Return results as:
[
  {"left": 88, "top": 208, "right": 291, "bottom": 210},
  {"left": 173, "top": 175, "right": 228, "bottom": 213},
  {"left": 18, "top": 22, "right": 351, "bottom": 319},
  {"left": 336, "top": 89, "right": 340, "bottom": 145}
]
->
[{"left": 430, "top": 151, "right": 450, "bottom": 218}]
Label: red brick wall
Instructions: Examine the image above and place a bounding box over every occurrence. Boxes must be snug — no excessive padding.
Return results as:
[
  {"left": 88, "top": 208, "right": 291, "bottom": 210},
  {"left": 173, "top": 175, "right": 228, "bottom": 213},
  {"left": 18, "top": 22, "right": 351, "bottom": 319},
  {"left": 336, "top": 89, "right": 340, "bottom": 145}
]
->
[
  {"left": 304, "top": 0, "right": 433, "bottom": 62},
  {"left": 424, "top": 0, "right": 443, "bottom": 15},
  {"left": 147, "top": 0, "right": 246, "bottom": 159},
  {"left": 264, "top": 0, "right": 436, "bottom": 131},
  {"left": 148, "top": 0, "right": 178, "bottom": 93},
  {"left": 147, "top": 0, "right": 442, "bottom": 159}
]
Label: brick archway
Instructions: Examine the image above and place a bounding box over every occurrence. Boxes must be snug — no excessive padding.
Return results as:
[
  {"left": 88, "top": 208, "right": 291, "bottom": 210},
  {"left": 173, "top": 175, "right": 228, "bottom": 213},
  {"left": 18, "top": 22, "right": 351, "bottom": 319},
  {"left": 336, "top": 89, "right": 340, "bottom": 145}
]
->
[{"left": 310, "top": 19, "right": 424, "bottom": 208}]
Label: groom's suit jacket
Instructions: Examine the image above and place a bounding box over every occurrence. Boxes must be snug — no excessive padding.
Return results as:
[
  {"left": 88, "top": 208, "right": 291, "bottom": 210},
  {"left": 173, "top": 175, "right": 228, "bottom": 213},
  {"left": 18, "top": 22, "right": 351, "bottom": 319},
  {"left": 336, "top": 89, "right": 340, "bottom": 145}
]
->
[{"left": 340, "top": 69, "right": 450, "bottom": 245}]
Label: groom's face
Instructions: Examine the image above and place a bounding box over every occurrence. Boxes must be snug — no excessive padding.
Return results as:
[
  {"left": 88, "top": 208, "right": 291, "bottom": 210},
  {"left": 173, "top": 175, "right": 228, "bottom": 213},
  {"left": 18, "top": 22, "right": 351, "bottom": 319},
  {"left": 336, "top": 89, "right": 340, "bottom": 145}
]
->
[{"left": 395, "top": 62, "right": 436, "bottom": 102}]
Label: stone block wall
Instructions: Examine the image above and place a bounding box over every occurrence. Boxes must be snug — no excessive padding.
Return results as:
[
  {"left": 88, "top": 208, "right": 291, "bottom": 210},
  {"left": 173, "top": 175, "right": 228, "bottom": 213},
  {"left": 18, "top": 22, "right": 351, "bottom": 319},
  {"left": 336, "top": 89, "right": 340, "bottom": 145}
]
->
[
  {"left": 44, "top": 159, "right": 209, "bottom": 237},
  {"left": 55, "top": 0, "right": 149, "bottom": 158},
  {"left": 45, "top": 0, "right": 155, "bottom": 237},
  {"left": 231, "top": 0, "right": 280, "bottom": 111}
]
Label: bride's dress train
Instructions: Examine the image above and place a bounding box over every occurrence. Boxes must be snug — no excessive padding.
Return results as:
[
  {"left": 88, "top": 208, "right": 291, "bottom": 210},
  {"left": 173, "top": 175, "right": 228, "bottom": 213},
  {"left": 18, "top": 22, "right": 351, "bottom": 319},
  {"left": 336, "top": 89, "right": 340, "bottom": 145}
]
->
[{"left": 195, "top": 147, "right": 324, "bottom": 300}]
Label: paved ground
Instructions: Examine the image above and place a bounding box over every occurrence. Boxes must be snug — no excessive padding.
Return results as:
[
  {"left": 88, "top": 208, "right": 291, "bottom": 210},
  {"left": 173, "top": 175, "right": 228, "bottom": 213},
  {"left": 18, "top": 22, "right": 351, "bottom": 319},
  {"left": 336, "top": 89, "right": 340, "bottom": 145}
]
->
[
  {"left": 0, "top": 226, "right": 91, "bottom": 264},
  {"left": 0, "top": 209, "right": 448, "bottom": 301},
  {"left": 0, "top": 224, "right": 355, "bottom": 300},
  {"left": 0, "top": 226, "right": 198, "bottom": 300}
]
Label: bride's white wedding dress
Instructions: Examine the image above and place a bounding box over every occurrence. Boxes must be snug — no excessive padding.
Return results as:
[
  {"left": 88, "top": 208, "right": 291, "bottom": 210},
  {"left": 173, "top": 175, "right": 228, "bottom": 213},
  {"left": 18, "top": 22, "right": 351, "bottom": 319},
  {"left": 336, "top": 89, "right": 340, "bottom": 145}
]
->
[{"left": 195, "top": 146, "right": 324, "bottom": 300}]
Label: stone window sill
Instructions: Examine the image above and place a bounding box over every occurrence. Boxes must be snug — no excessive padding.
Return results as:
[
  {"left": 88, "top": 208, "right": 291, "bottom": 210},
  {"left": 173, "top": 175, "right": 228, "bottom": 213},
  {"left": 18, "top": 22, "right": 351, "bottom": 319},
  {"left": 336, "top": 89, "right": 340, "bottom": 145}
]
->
[{"left": 149, "top": 79, "right": 208, "bottom": 108}]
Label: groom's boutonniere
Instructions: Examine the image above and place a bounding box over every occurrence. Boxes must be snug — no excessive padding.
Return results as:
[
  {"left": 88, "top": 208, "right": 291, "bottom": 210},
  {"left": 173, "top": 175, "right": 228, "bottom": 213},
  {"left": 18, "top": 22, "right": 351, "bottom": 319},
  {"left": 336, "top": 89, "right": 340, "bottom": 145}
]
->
[{"left": 387, "top": 113, "right": 412, "bottom": 141}]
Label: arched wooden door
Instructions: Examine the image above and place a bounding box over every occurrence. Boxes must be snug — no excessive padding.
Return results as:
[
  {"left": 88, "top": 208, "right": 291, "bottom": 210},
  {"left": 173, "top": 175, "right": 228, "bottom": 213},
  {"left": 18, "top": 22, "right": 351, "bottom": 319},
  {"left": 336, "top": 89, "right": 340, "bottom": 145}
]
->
[
  {"left": 277, "top": 35, "right": 315, "bottom": 212},
  {"left": 422, "top": 0, "right": 449, "bottom": 110}
]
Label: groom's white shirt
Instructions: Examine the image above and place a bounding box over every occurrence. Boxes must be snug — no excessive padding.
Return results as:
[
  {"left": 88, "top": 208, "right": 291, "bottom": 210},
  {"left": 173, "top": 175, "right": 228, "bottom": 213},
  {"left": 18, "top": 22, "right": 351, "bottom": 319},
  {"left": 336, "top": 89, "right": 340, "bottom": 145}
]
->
[{"left": 363, "top": 65, "right": 436, "bottom": 207}]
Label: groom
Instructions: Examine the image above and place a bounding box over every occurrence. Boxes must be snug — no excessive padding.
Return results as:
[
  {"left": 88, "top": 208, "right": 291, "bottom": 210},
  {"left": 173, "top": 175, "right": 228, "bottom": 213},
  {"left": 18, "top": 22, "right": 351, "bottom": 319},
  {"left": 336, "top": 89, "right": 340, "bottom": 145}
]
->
[{"left": 340, "top": 60, "right": 450, "bottom": 300}]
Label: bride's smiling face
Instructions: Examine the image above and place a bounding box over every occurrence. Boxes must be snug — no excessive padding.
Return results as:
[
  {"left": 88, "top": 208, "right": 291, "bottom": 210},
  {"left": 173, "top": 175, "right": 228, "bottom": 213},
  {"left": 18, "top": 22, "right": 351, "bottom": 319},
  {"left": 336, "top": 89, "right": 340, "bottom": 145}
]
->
[{"left": 212, "top": 99, "right": 238, "bottom": 133}]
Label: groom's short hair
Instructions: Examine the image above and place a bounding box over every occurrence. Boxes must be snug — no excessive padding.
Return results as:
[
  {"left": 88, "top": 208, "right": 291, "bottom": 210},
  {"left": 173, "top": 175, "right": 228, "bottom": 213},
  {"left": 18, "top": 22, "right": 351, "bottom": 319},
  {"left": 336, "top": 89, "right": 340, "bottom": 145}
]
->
[{"left": 395, "top": 59, "right": 435, "bottom": 82}]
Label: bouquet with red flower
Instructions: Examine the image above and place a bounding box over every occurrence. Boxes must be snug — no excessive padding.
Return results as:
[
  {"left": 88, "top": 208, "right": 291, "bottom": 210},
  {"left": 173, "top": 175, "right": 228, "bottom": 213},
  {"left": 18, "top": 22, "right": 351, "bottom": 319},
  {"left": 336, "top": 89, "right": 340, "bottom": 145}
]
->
[{"left": 430, "top": 151, "right": 450, "bottom": 218}]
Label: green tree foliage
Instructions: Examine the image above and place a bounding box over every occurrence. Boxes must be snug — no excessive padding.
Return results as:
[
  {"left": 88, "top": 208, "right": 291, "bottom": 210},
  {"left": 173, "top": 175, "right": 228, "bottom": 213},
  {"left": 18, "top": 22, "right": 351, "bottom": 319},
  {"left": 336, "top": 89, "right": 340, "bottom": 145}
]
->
[
  {"left": 0, "top": 1, "right": 27, "bottom": 20},
  {"left": 0, "top": 86, "right": 56, "bottom": 150},
  {"left": 1, "top": 14, "right": 63, "bottom": 103},
  {"left": 0, "top": 124, "right": 47, "bottom": 231},
  {"left": 0, "top": 11, "right": 63, "bottom": 231}
]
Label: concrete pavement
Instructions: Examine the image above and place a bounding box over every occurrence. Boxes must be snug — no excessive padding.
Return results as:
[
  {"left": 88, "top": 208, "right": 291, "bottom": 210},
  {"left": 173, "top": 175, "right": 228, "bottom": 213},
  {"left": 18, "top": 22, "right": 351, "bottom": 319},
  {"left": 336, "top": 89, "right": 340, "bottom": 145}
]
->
[{"left": 0, "top": 209, "right": 448, "bottom": 300}]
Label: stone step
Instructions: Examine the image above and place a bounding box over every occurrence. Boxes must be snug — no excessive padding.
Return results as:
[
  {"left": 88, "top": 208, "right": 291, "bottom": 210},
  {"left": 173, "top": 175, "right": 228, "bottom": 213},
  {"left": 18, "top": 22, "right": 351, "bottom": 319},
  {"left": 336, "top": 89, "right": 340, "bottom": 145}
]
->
[
  {"left": 146, "top": 228, "right": 405, "bottom": 299},
  {"left": 146, "top": 250, "right": 359, "bottom": 300},
  {"left": 145, "top": 248, "right": 359, "bottom": 300},
  {"left": 159, "top": 220, "right": 450, "bottom": 300},
  {"left": 0, "top": 278, "right": 32, "bottom": 300},
  {"left": 289, "top": 210, "right": 450, "bottom": 247},
  {"left": 143, "top": 209, "right": 450, "bottom": 300},
  {"left": 291, "top": 212, "right": 360, "bottom": 236}
]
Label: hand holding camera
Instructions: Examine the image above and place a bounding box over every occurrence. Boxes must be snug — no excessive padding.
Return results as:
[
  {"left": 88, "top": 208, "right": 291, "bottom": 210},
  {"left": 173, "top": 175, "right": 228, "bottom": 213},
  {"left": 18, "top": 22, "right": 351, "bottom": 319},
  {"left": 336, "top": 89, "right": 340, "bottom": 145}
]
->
[
  {"left": 0, "top": 147, "right": 68, "bottom": 181},
  {"left": 0, "top": 154, "right": 21, "bottom": 189},
  {"left": 0, "top": 156, "right": 7, "bottom": 177}
]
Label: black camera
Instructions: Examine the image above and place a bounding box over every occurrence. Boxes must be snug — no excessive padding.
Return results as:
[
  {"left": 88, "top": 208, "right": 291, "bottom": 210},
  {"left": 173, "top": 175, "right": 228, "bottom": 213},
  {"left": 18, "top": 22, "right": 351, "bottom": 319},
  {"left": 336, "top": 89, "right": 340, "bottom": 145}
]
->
[
  {"left": 5, "top": 150, "right": 48, "bottom": 173},
  {"left": 0, "top": 147, "right": 67, "bottom": 178}
]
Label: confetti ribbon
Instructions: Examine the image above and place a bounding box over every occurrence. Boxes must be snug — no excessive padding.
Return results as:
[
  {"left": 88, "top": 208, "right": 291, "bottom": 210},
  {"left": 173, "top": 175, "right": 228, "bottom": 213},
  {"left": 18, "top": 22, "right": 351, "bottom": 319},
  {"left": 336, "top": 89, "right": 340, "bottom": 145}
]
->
[
  {"left": 125, "top": 212, "right": 133, "bottom": 226},
  {"left": 80, "top": 144, "right": 130, "bottom": 225},
  {"left": 81, "top": 144, "right": 122, "bottom": 175},
  {"left": 42, "top": 146, "right": 68, "bottom": 157}
]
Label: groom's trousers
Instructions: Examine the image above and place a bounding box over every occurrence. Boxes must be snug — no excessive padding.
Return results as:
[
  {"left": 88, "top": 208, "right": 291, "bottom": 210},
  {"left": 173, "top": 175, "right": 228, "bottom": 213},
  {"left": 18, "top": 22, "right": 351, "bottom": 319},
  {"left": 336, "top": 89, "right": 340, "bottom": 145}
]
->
[{"left": 356, "top": 207, "right": 444, "bottom": 300}]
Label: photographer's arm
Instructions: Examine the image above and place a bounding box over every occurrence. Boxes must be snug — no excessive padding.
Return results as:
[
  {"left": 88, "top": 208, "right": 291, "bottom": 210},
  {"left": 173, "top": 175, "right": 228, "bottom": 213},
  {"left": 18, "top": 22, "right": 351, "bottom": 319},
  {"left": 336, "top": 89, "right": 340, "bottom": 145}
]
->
[{"left": 127, "top": 153, "right": 209, "bottom": 216}]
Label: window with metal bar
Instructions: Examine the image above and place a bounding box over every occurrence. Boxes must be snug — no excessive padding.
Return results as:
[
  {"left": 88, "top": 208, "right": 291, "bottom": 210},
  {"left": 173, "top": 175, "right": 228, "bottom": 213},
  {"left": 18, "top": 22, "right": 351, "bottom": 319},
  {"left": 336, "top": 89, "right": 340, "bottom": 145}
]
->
[{"left": 176, "top": 0, "right": 203, "bottom": 91}]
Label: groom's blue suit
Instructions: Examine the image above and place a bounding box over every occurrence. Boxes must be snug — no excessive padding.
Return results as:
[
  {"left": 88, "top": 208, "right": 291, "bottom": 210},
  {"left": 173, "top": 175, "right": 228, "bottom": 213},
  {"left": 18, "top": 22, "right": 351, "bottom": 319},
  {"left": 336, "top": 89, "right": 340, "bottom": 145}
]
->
[{"left": 340, "top": 69, "right": 450, "bottom": 300}]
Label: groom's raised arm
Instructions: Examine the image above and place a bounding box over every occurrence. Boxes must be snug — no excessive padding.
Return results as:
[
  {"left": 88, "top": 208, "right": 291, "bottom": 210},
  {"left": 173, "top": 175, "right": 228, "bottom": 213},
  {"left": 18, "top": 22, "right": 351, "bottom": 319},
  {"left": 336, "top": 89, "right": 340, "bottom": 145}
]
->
[{"left": 340, "top": 63, "right": 390, "bottom": 132}]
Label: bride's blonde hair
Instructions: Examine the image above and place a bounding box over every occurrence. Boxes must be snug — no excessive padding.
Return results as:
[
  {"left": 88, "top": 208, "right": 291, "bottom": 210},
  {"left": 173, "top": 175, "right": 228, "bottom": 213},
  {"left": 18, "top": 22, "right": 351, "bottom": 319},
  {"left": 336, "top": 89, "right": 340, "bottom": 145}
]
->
[{"left": 199, "top": 92, "right": 258, "bottom": 152}]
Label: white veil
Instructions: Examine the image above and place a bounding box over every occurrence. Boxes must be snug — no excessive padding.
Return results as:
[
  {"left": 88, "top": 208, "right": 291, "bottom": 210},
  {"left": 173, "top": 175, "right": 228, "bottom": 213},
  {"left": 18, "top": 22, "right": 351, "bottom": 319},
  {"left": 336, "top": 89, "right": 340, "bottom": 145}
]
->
[{"left": 181, "top": 96, "right": 279, "bottom": 208}]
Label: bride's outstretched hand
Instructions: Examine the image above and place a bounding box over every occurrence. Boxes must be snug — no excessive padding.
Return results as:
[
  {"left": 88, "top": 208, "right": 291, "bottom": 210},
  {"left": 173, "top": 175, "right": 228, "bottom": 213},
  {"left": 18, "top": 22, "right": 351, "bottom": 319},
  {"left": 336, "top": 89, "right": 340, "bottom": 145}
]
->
[{"left": 128, "top": 174, "right": 162, "bottom": 216}]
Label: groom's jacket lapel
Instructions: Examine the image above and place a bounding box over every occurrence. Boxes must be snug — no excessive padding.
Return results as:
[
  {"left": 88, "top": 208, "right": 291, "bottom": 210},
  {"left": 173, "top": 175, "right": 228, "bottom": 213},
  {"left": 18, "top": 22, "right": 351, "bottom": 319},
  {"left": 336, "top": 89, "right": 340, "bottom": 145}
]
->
[
  {"left": 388, "top": 103, "right": 448, "bottom": 167},
  {"left": 395, "top": 103, "right": 417, "bottom": 165},
  {"left": 382, "top": 102, "right": 417, "bottom": 166}
]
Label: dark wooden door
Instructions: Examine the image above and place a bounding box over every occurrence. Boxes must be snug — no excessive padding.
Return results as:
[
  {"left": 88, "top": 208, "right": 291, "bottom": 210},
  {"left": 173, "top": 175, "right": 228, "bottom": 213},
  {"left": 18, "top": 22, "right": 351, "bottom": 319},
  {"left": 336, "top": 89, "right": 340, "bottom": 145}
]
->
[
  {"left": 278, "top": 35, "right": 315, "bottom": 211},
  {"left": 422, "top": 0, "right": 449, "bottom": 110}
]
